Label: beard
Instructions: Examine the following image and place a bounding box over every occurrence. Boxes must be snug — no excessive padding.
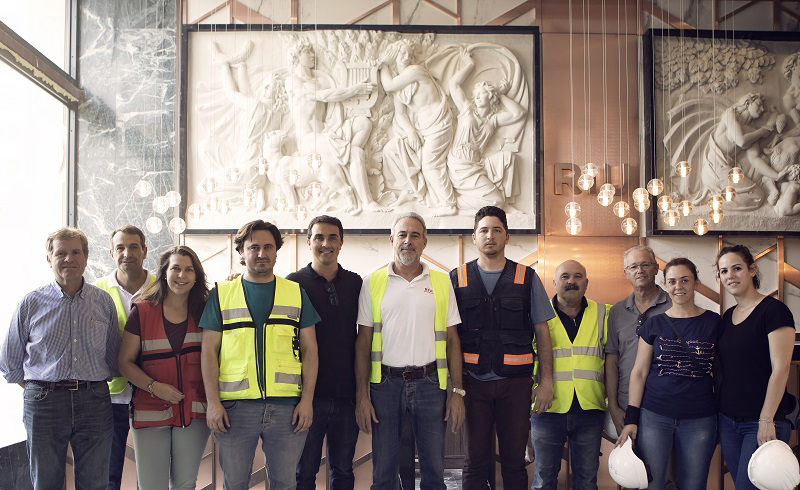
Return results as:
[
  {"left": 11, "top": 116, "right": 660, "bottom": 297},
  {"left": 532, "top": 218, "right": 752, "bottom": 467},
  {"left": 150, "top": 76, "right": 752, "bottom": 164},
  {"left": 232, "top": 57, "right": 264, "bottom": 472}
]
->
[{"left": 396, "top": 249, "right": 419, "bottom": 266}]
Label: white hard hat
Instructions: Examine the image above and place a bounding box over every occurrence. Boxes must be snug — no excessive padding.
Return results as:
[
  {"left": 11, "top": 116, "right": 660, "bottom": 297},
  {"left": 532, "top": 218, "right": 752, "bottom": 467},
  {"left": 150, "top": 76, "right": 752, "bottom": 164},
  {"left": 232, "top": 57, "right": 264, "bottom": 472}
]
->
[
  {"left": 608, "top": 438, "right": 649, "bottom": 489},
  {"left": 603, "top": 409, "right": 619, "bottom": 440},
  {"left": 748, "top": 440, "right": 800, "bottom": 490}
]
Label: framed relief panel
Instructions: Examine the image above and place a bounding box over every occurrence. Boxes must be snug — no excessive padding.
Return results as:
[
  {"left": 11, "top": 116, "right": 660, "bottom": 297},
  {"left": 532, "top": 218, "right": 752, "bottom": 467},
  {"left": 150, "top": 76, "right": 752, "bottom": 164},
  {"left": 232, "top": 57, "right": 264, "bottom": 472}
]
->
[
  {"left": 645, "top": 29, "right": 800, "bottom": 235},
  {"left": 180, "top": 24, "right": 541, "bottom": 234}
]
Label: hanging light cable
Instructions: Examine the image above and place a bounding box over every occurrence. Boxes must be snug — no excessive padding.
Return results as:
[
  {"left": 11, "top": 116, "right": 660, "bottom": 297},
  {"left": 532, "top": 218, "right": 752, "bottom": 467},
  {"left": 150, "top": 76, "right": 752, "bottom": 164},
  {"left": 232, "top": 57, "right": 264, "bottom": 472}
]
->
[{"left": 566, "top": 0, "right": 582, "bottom": 235}]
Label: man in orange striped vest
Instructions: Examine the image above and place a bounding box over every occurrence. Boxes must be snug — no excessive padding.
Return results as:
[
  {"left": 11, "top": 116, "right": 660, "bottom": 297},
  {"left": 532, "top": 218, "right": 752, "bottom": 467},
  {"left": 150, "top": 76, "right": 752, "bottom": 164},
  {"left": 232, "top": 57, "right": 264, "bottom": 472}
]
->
[{"left": 450, "top": 206, "right": 554, "bottom": 490}]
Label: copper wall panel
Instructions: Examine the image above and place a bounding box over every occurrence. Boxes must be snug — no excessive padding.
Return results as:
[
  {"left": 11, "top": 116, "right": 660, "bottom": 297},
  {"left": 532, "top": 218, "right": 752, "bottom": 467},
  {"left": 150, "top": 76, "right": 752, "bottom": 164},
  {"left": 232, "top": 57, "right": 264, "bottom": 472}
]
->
[
  {"left": 541, "top": 31, "right": 640, "bottom": 236},
  {"left": 538, "top": 236, "right": 638, "bottom": 305}
]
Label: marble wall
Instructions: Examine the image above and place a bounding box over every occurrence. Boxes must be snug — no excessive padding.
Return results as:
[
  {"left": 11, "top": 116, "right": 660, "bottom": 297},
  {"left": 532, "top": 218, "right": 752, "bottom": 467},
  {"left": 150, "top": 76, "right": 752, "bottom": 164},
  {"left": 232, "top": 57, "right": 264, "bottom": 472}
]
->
[{"left": 77, "top": 0, "right": 178, "bottom": 280}]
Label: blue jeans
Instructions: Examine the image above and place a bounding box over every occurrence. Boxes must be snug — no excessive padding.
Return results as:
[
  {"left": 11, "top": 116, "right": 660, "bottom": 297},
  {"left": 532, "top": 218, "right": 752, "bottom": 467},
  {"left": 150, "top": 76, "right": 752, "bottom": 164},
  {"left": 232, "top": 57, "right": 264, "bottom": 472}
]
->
[
  {"left": 214, "top": 401, "right": 308, "bottom": 490},
  {"left": 370, "top": 371, "right": 447, "bottom": 490},
  {"left": 296, "top": 397, "right": 359, "bottom": 490},
  {"left": 530, "top": 410, "right": 604, "bottom": 490},
  {"left": 23, "top": 381, "right": 113, "bottom": 490},
  {"left": 107, "top": 403, "right": 130, "bottom": 490},
  {"left": 636, "top": 408, "right": 717, "bottom": 490},
  {"left": 719, "top": 413, "right": 791, "bottom": 490}
]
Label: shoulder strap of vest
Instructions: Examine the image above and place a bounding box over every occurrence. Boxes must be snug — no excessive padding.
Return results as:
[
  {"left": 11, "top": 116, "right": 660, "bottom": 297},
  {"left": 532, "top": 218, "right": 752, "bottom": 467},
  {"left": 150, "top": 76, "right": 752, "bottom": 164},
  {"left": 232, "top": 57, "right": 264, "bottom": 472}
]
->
[
  {"left": 369, "top": 267, "right": 390, "bottom": 327},
  {"left": 455, "top": 264, "right": 469, "bottom": 288}
]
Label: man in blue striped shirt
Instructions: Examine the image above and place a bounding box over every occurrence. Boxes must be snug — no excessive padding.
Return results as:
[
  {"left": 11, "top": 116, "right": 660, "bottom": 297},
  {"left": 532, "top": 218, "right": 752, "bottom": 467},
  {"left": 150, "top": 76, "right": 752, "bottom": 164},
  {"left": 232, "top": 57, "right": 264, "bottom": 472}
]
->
[{"left": 0, "top": 227, "right": 120, "bottom": 490}]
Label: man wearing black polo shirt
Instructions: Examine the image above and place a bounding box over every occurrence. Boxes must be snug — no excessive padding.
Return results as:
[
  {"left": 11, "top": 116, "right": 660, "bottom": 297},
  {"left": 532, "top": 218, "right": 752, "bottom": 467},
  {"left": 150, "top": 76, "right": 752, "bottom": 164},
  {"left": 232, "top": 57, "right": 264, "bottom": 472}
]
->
[{"left": 290, "top": 215, "right": 362, "bottom": 490}]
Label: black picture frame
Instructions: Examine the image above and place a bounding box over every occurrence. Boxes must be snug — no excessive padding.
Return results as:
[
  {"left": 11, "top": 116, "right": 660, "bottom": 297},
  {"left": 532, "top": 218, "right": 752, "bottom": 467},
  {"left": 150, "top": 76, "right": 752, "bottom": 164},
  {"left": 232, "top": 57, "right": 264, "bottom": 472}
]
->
[
  {"left": 644, "top": 28, "right": 800, "bottom": 236},
  {"left": 178, "top": 24, "right": 542, "bottom": 235}
]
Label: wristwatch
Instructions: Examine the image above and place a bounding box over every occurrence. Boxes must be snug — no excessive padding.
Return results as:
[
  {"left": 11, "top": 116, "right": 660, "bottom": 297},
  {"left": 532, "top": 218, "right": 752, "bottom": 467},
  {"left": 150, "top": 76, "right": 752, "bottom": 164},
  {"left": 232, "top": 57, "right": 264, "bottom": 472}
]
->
[{"left": 452, "top": 387, "right": 466, "bottom": 397}]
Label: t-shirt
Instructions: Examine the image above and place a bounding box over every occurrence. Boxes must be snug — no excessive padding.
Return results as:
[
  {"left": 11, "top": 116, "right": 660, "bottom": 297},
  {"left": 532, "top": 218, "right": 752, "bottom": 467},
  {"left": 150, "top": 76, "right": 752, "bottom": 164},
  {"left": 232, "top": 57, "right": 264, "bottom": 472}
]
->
[
  {"left": 606, "top": 288, "right": 672, "bottom": 409},
  {"left": 357, "top": 263, "right": 461, "bottom": 367},
  {"left": 286, "top": 264, "right": 361, "bottom": 399},
  {"left": 717, "top": 295, "right": 795, "bottom": 419},
  {"left": 639, "top": 310, "right": 721, "bottom": 419},
  {"left": 199, "top": 278, "right": 320, "bottom": 405},
  {"left": 469, "top": 266, "right": 555, "bottom": 382},
  {"left": 124, "top": 304, "right": 189, "bottom": 354}
]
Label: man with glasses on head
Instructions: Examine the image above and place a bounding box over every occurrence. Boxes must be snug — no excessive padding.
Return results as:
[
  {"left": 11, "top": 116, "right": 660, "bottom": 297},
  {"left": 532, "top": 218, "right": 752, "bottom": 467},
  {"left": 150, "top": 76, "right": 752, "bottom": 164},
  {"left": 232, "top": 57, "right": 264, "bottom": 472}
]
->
[
  {"left": 288, "top": 216, "right": 363, "bottom": 490},
  {"left": 606, "top": 245, "right": 671, "bottom": 431}
]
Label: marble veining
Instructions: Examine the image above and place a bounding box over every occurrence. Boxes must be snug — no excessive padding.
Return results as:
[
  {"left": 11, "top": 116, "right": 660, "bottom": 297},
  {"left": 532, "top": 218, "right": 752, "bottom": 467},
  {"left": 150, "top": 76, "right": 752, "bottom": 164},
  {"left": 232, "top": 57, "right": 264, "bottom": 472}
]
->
[{"left": 77, "top": 0, "right": 178, "bottom": 281}]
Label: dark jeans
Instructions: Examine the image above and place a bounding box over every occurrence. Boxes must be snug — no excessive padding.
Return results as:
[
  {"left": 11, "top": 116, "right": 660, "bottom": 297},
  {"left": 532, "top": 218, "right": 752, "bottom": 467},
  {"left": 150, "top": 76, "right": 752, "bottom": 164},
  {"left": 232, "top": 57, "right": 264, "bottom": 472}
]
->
[
  {"left": 636, "top": 408, "right": 717, "bottom": 490},
  {"left": 530, "top": 409, "right": 604, "bottom": 490},
  {"left": 107, "top": 403, "right": 130, "bottom": 490},
  {"left": 719, "top": 413, "right": 791, "bottom": 490},
  {"left": 296, "top": 397, "right": 359, "bottom": 490},
  {"left": 462, "top": 375, "right": 533, "bottom": 490},
  {"left": 370, "top": 371, "right": 447, "bottom": 490},
  {"left": 23, "top": 381, "right": 113, "bottom": 490}
]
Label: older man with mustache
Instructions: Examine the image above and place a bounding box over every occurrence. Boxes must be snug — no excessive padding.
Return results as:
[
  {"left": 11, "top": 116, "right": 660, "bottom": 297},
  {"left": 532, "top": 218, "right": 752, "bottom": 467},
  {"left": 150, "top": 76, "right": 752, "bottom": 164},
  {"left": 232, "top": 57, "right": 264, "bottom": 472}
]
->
[
  {"left": 529, "top": 260, "right": 610, "bottom": 490},
  {"left": 355, "top": 212, "right": 465, "bottom": 490}
]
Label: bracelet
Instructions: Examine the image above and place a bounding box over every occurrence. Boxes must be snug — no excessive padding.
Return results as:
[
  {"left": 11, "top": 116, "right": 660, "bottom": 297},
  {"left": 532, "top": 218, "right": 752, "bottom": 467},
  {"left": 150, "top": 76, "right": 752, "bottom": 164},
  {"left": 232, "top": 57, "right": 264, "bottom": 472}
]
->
[
  {"left": 758, "top": 418, "right": 774, "bottom": 424},
  {"left": 146, "top": 379, "right": 157, "bottom": 397},
  {"left": 624, "top": 405, "right": 641, "bottom": 426}
]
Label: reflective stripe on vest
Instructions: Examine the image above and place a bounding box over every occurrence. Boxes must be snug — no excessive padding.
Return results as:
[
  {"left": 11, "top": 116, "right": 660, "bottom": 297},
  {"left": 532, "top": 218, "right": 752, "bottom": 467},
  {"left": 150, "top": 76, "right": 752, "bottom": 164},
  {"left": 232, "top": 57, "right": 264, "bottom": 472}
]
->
[
  {"left": 131, "top": 301, "right": 206, "bottom": 429},
  {"left": 463, "top": 353, "right": 479, "bottom": 364},
  {"left": 96, "top": 274, "right": 156, "bottom": 395},
  {"left": 368, "top": 266, "right": 450, "bottom": 390},
  {"left": 534, "top": 299, "right": 609, "bottom": 413},
  {"left": 217, "top": 275, "right": 304, "bottom": 400}
]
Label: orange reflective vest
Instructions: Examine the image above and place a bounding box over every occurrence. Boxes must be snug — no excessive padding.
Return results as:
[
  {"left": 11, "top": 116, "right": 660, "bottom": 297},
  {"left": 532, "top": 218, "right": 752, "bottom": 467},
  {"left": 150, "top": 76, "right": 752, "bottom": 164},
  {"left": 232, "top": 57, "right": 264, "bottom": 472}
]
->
[{"left": 131, "top": 301, "right": 206, "bottom": 428}]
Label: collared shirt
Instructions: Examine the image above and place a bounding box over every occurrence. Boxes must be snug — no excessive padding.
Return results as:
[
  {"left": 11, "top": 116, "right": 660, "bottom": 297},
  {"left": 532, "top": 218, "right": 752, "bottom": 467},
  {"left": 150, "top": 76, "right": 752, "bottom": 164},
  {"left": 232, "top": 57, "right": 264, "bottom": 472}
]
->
[
  {"left": 99, "top": 270, "right": 151, "bottom": 404},
  {"left": 357, "top": 262, "right": 461, "bottom": 367},
  {"left": 552, "top": 295, "right": 589, "bottom": 343},
  {"left": 606, "top": 287, "right": 671, "bottom": 409},
  {"left": 0, "top": 280, "right": 120, "bottom": 383},
  {"left": 103, "top": 269, "right": 151, "bottom": 318},
  {"left": 287, "top": 263, "right": 362, "bottom": 399}
]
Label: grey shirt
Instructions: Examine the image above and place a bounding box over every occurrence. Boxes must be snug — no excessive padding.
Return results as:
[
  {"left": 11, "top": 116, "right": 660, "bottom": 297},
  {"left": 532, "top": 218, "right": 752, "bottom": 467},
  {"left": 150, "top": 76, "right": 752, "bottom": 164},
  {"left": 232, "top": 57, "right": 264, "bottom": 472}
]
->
[{"left": 605, "top": 287, "right": 671, "bottom": 409}]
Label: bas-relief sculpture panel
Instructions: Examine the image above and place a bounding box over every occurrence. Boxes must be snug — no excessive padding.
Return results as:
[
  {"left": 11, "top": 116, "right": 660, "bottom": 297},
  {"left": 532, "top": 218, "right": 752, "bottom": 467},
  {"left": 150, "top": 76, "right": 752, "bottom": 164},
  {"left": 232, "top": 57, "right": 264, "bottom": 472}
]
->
[
  {"left": 648, "top": 31, "right": 800, "bottom": 234},
  {"left": 183, "top": 27, "right": 538, "bottom": 232}
]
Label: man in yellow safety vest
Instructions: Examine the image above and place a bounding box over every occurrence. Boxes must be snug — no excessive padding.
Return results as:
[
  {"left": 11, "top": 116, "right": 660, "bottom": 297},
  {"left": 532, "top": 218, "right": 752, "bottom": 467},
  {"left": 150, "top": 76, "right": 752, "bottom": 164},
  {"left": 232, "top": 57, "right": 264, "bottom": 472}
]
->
[
  {"left": 355, "top": 212, "right": 465, "bottom": 490},
  {"left": 530, "top": 260, "right": 610, "bottom": 490},
  {"left": 94, "top": 224, "right": 155, "bottom": 490},
  {"left": 200, "top": 219, "right": 320, "bottom": 490}
]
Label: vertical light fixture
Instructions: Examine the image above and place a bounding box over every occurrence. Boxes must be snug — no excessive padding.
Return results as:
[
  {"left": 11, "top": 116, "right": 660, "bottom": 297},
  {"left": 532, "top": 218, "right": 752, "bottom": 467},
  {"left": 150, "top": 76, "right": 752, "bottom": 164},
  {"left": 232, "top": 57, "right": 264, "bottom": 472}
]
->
[
  {"left": 566, "top": 0, "right": 582, "bottom": 235},
  {"left": 613, "top": 0, "right": 631, "bottom": 221}
]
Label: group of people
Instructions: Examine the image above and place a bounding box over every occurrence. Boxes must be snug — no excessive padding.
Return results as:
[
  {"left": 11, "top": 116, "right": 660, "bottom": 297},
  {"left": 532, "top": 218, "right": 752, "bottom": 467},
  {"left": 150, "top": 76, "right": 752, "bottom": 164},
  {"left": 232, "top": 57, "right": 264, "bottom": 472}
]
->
[{"left": 0, "top": 206, "right": 795, "bottom": 490}]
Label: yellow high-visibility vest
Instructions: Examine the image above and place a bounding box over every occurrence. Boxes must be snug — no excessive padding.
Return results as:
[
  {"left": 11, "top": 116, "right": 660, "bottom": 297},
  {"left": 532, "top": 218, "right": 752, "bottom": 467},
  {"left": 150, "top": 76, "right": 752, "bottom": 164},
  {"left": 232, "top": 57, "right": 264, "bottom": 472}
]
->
[
  {"left": 95, "top": 273, "right": 156, "bottom": 395},
  {"left": 217, "top": 275, "right": 304, "bottom": 399},
  {"left": 368, "top": 267, "right": 450, "bottom": 390},
  {"left": 534, "top": 299, "right": 610, "bottom": 413}
]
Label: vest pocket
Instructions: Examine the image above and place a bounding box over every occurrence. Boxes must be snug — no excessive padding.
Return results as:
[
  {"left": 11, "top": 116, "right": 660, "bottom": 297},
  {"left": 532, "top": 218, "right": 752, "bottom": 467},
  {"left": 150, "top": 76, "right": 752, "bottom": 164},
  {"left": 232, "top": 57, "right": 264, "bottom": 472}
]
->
[
  {"left": 498, "top": 298, "right": 526, "bottom": 329},
  {"left": 497, "top": 333, "right": 534, "bottom": 376},
  {"left": 459, "top": 299, "right": 483, "bottom": 331},
  {"left": 271, "top": 325, "right": 297, "bottom": 354}
]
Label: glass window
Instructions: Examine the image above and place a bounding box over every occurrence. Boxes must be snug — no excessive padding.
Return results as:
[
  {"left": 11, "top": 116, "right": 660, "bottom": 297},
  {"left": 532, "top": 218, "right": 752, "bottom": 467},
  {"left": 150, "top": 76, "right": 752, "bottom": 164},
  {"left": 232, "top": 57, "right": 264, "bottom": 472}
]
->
[{"left": 0, "top": 1, "right": 68, "bottom": 71}]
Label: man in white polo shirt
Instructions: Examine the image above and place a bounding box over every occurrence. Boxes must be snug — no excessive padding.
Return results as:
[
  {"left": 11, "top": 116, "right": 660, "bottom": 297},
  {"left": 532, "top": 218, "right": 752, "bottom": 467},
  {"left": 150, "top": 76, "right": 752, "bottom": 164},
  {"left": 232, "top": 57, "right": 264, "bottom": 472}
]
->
[
  {"left": 94, "top": 225, "right": 156, "bottom": 490},
  {"left": 355, "top": 212, "right": 465, "bottom": 490}
]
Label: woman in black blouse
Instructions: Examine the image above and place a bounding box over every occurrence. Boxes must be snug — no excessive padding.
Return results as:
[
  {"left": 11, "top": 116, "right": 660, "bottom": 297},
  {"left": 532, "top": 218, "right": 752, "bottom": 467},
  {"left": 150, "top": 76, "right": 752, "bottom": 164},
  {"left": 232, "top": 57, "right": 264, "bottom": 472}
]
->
[{"left": 715, "top": 244, "right": 795, "bottom": 490}]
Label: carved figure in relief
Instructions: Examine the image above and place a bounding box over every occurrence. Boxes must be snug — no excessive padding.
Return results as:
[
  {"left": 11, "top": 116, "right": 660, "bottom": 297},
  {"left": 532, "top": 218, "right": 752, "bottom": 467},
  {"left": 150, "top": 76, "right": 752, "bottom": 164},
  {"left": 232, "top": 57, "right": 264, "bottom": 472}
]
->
[
  {"left": 283, "top": 40, "right": 385, "bottom": 214},
  {"left": 702, "top": 93, "right": 781, "bottom": 209},
  {"left": 765, "top": 135, "right": 800, "bottom": 215},
  {"left": 782, "top": 52, "right": 800, "bottom": 127},
  {"left": 446, "top": 51, "right": 526, "bottom": 211},
  {"left": 379, "top": 40, "right": 458, "bottom": 217}
]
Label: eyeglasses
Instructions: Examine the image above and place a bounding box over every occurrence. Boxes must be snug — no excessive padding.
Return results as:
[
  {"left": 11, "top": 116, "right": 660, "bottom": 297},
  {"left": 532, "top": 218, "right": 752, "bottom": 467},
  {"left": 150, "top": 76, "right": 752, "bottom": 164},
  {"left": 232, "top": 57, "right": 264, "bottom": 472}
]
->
[
  {"left": 625, "top": 262, "right": 657, "bottom": 273},
  {"left": 324, "top": 282, "right": 339, "bottom": 306}
]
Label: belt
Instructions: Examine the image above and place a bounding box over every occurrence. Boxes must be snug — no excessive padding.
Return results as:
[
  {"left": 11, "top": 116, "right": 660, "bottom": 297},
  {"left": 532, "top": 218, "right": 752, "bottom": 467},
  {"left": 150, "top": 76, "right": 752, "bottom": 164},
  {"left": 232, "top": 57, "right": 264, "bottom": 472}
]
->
[
  {"left": 28, "top": 380, "right": 97, "bottom": 391},
  {"left": 382, "top": 361, "right": 437, "bottom": 381}
]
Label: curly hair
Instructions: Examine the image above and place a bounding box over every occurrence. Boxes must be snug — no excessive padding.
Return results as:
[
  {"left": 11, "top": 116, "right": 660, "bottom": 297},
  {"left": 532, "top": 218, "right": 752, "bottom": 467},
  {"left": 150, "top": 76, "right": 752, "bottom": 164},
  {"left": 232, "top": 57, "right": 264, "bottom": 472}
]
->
[
  {"left": 733, "top": 93, "right": 764, "bottom": 115},
  {"left": 471, "top": 81, "right": 500, "bottom": 114},
  {"left": 287, "top": 39, "right": 313, "bottom": 68},
  {"left": 783, "top": 52, "right": 800, "bottom": 81}
]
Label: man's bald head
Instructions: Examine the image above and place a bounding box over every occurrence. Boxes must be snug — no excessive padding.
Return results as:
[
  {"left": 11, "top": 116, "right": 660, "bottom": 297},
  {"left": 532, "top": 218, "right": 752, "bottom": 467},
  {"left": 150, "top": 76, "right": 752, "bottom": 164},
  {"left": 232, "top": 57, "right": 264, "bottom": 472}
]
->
[{"left": 553, "top": 260, "right": 588, "bottom": 304}]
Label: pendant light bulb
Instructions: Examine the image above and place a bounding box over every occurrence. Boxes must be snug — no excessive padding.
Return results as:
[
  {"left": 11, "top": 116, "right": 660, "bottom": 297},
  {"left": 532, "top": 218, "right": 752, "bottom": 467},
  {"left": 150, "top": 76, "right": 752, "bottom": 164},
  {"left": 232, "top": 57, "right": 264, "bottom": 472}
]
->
[
  {"left": 565, "top": 201, "right": 581, "bottom": 219},
  {"left": 676, "top": 160, "right": 691, "bottom": 177},
  {"left": 597, "top": 190, "right": 614, "bottom": 207},
  {"left": 566, "top": 218, "right": 582, "bottom": 235},
  {"left": 621, "top": 217, "right": 637, "bottom": 235},
  {"left": 656, "top": 195, "right": 673, "bottom": 213},
  {"left": 693, "top": 218, "right": 709, "bottom": 235},
  {"left": 145, "top": 216, "right": 163, "bottom": 233},
  {"left": 647, "top": 178, "right": 664, "bottom": 196},
  {"left": 582, "top": 162, "right": 599, "bottom": 178},
  {"left": 577, "top": 174, "right": 594, "bottom": 191},
  {"left": 678, "top": 200, "right": 693, "bottom": 217},
  {"left": 663, "top": 209, "right": 680, "bottom": 227},
  {"left": 612, "top": 201, "right": 630, "bottom": 218},
  {"left": 728, "top": 167, "right": 744, "bottom": 184}
]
